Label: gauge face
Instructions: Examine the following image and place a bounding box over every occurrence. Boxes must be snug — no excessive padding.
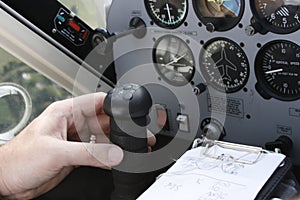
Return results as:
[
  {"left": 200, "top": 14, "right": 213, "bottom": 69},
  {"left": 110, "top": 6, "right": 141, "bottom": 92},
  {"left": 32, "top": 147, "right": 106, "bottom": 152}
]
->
[
  {"left": 193, "top": 0, "right": 244, "bottom": 31},
  {"left": 255, "top": 40, "right": 300, "bottom": 101},
  {"left": 200, "top": 38, "right": 250, "bottom": 93},
  {"left": 251, "top": 0, "right": 300, "bottom": 34},
  {"left": 153, "top": 35, "right": 195, "bottom": 86},
  {"left": 145, "top": 0, "right": 188, "bottom": 29}
]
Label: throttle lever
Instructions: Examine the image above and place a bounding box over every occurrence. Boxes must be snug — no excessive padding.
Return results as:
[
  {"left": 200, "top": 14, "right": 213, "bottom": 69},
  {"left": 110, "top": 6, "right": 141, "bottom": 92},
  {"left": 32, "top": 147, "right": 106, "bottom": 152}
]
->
[{"left": 104, "top": 83, "right": 153, "bottom": 200}]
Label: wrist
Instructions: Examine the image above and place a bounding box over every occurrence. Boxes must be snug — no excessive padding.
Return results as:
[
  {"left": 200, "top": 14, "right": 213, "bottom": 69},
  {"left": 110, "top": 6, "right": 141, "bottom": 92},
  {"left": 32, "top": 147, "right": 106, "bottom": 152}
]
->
[{"left": 0, "top": 145, "right": 11, "bottom": 197}]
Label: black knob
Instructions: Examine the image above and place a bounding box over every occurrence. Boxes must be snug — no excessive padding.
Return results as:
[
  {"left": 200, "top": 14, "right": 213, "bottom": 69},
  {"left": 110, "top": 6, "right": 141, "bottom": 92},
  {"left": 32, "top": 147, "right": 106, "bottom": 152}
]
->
[
  {"left": 103, "top": 83, "right": 153, "bottom": 200},
  {"left": 129, "top": 17, "right": 147, "bottom": 38},
  {"left": 194, "top": 83, "right": 206, "bottom": 96},
  {"left": 255, "top": 83, "right": 272, "bottom": 100},
  {"left": 104, "top": 83, "right": 152, "bottom": 152},
  {"left": 265, "top": 135, "right": 293, "bottom": 156},
  {"left": 206, "top": 22, "right": 215, "bottom": 32},
  {"left": 248, "top": 18, "right": 268, "bottom": 35}
]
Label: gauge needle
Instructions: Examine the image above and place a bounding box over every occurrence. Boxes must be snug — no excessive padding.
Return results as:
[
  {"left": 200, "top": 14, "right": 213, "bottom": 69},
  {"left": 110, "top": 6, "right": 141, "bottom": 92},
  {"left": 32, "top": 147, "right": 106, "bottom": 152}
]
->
[
  {"left": 166, "top": 3, "right": 172, "bottom": 23},
  {"left": 265, "top": 69, "right": 283, "bottom": 74},
  {"left": 164, "top": 54, "right": 186, "bottom": 67}
]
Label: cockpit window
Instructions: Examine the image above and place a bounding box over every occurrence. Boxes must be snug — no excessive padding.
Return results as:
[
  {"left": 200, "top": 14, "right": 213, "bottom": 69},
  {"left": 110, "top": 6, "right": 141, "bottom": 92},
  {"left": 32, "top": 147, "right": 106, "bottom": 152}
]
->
[
  {"left": 0, "top": 48, "right": 71, "bottom": 123},
  {"left": 58, "top": 0, "right": 106, "bottom": 29}
]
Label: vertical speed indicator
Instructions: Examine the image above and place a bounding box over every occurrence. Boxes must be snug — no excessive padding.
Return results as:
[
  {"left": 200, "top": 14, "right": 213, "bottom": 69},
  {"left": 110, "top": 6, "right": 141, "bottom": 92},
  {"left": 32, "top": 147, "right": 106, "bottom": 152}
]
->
[
  {"left": 255, "top": 40, "right": 300, "bottom": 101},
  {"left": 145, "top": 0, "right": 188, "bottom": 29}
]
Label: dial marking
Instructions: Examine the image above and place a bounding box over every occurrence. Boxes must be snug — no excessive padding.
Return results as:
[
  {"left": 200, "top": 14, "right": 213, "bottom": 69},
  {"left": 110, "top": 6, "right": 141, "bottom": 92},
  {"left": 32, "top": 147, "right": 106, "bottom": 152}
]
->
[{"left": 276, "top": 7, "right": 290, "bottom": 17}]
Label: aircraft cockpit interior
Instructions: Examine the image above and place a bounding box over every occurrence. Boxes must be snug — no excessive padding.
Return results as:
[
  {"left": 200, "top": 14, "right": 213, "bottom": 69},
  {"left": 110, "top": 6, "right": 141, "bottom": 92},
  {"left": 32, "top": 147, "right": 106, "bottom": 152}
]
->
[{"left": 0, "top": 0, "right": 300, "bottom": 199}]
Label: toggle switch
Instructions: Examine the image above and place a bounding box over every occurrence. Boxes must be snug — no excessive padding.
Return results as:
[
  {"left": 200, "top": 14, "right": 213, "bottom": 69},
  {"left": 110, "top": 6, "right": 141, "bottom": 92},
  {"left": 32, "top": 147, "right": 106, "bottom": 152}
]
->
[{"left": 176, "top": 114, "right": 189, "bottom": 132}]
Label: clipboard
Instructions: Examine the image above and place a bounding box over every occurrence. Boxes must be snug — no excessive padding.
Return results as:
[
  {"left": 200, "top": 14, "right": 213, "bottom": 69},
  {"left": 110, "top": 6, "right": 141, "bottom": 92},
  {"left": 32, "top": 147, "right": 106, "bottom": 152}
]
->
[
  {"left": 193, "top": 136, "right": 298, "bottom": 199},
  {"left": 137, "top": 136, "right": 287, "bottom": 200},
  {"left": 255, "top": 157, "right": 293, "bottom": 200}
]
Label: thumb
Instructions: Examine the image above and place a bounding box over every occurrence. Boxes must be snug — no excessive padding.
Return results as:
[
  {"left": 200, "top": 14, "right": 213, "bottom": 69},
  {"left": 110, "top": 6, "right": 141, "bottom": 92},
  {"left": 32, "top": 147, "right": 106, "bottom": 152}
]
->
[{"left": 58, "top": 141, "right": 124, "bottom": 168}]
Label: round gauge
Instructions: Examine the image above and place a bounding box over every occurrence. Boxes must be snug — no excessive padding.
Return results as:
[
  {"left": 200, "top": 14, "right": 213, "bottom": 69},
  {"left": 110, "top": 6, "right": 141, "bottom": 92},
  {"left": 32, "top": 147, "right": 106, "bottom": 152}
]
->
[
  {"left": 193, "top": 0, "right": 245, "bottom": 32},
  {"left": 255, "top": 40, "right": 300, "bottom": 101},
  {"left": 200, "top": 38, "right": 250, "bottom": 93},
  {"left": 145, "top": 0, "right": 188, "bottom": 29},
  {"left": 250, "top": 0, "right": 300, "bottom": 34},
  {"left": 153, "top": 35, "right": 195, "bottom": 86}
]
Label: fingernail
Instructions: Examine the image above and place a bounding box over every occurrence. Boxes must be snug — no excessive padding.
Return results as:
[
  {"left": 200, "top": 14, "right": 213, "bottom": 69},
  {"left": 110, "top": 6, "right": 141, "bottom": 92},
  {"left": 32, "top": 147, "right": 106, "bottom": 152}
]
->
[{"left": 108, "top": 147, "right": 123, "bottom": 165}]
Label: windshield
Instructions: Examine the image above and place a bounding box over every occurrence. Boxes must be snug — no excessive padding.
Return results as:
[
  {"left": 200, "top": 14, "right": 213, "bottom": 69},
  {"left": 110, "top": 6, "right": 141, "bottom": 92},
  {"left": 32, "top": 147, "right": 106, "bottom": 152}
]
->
[{"left": 0, "top": 47, "right": 71, "bottom": 131}]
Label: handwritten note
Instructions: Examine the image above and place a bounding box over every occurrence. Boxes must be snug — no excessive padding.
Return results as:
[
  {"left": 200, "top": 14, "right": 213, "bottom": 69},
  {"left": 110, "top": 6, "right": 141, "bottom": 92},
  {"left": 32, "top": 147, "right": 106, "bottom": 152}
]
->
[{"left": 137, "top": 145, "right": 285, "bottom": 200}]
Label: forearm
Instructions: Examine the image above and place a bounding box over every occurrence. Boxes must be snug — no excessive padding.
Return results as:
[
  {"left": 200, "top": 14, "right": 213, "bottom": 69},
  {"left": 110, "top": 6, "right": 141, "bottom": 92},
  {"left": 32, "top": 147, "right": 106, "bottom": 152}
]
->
[
  {"left": 0, "top": 137, "right": 35, "bottom": 200},
  {"left": 0, "top": 144, "right": 12, "bottom": 198}
]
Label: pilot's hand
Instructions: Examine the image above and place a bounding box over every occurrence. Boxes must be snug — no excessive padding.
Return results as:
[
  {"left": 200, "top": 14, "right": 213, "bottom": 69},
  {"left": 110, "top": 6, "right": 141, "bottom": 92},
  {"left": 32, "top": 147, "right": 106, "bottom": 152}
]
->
[{"left": 0, "top": 92, "right": 126, "bottom": 200}]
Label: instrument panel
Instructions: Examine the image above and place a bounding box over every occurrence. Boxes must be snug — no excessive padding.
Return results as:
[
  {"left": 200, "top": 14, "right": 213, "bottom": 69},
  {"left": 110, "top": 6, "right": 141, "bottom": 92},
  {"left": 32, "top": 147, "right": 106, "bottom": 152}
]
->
[
  {"left": 0, "top": 0, "right": 299, "bottom": 198},
  {"left": 106, "top": 0, "right": 300, "bottom": 164}
]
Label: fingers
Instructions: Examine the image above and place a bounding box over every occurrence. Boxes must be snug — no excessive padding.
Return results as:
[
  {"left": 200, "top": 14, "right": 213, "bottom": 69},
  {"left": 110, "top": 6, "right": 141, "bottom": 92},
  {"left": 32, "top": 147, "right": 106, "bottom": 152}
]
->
[
  {"left": 45, "top": 92, "right": 106, "bottom": 123},
  {"left": 43, "top": 92, "right": 109, "bottom": 141},
  {"left": 87, "top": 114, "right": 110, "bottom": 135},
  {"left": 67, "top": 114, "right": 110, "bottom": 142},
  {"left": 147, "top": 130, "right": 156, "bottom": 147},
  {"left": 58, "top": 141, "right": 123, "bottom": 169},
  {"left": 71, "top": 92, "right": 107, "bottom": 117}
]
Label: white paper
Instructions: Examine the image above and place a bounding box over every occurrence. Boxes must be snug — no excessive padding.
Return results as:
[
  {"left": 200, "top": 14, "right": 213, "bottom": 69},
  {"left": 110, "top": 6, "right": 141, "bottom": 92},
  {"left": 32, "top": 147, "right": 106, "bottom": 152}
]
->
[{"left": 138, "top": 145, "right": 285, "bottom": 200}]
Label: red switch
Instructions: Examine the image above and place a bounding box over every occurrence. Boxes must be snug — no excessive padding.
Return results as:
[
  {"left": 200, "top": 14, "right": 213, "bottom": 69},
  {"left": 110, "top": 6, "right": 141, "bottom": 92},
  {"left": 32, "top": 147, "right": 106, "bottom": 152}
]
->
[
  {"left": 82, "top": 30, "right": 88, "bottom": 40},
  {"left": 69, "top": 20, "right": 80, "bottom": 32}
]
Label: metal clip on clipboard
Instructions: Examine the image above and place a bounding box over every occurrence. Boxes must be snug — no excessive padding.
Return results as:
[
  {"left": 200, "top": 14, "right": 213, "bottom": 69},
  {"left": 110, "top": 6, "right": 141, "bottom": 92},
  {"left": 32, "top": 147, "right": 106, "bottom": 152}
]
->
[
  {"left": 192, "top": 136, "right": 266, "bottom": 165},
  {"left": 191, "top": 137, "right": 299, "bottom": 199}
]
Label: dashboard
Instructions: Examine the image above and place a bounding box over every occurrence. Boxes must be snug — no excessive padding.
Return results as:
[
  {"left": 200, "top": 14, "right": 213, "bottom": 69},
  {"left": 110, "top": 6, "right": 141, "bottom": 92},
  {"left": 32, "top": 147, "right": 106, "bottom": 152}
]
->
[
  {"left": 0, "top": 0, "right": 299, "bottom": 164},
  {"left": 106, "top": 0, "right": 300, "bottom": 164},
  {"left": 0, "top": 0, "right": 299, "bottom": 199}
]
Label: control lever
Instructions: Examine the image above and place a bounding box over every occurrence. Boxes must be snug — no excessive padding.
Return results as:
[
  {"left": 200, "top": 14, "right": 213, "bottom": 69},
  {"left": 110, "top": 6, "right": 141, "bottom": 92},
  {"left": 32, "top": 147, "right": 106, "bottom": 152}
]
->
[
  {"left": 103, "top": 83, "right": 153, "bottom": 200},
  {"left": 92, "top": 28, "right": 115, "bottom": 55},
  {"left": 92, "top": 17, "right": 146, "bottom": 54}
]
